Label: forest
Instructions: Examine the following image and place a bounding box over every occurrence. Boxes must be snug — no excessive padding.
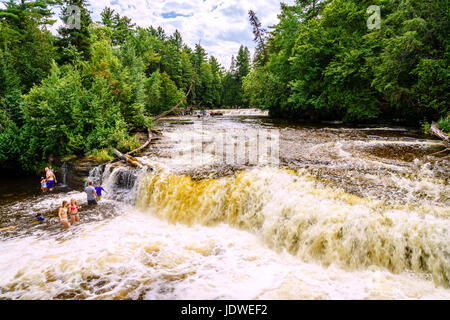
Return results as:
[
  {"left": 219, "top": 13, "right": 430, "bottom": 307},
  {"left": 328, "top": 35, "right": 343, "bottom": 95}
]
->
[
  {"left": 0, "top": 0, "right": 252, "bottom": 172},
  {"left": 244, "top": 0, "right": 449, "bottom": 128},
  {"left": 0, "top": 0, "right": 448, "bottom": 173}
]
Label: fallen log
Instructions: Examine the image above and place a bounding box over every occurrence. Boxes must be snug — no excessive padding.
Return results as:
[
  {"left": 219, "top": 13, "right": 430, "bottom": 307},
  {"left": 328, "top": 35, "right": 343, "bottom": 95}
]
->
[
  {"left": 113, "top": 148, "right": 145, "bottom": 169},
  {"left": 431, "top": 122, "right": 449, "bottom": 140},
  {"left": 126, "top": 129, "right": 153, "bottom": 157},
  {"left": 430, "top": 122, "right": 449, "bottom": 146},
  {"left": 427, "top": 122, "right": 449, "bottom": 158}
]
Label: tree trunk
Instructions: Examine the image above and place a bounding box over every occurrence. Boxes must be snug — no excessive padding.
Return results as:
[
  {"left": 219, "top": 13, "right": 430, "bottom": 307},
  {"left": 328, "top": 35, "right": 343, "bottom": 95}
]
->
[
  {"left": 113, "top": 149, "right": 145, "bottom": 169},
  {"left": 430, "top": 122, "right": 449, "bottom": 149}
]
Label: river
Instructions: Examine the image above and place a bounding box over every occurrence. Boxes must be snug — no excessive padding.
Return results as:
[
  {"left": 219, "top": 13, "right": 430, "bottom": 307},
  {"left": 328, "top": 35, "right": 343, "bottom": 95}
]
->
[{"left": 0, "top": 110, "right": 449, "bottom": 300}]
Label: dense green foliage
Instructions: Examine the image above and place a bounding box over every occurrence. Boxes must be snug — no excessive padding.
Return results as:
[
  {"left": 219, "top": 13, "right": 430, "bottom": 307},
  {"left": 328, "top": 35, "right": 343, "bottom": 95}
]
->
[
  {"left": 0, "top": 1, "right": 249, "bottom": 172},
  {"left": 1, "top": 0, "right": 447, "bottom": 172},
  {"left": 243, "top": 0, "right": 449, "bottom": 127}
]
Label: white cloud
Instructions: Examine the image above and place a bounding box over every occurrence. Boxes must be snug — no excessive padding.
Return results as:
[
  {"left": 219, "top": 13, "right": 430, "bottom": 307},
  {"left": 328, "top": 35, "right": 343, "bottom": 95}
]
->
[{"left": 51, "top": 0, "right": 293, "bottom": 69}]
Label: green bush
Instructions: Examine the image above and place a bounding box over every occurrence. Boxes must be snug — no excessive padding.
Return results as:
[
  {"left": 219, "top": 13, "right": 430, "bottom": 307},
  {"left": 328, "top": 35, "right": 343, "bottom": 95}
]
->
[
  {"left": 438, "top": 116, "right": 450, "bottom": 134},
  {"left": 92, "top": 148, "right": 114, "bottom": 163},
  {"left": 422, "top": 121, "right": 431, "bottom": 134}
]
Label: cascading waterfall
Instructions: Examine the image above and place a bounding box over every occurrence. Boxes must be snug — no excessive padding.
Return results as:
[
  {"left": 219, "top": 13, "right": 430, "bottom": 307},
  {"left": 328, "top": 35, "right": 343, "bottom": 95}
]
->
[
  {"left": 95, "top": 164, "right": 144, "bottom": 203},
  {"left": 87, "top": 165, "right": 104, "bottom": 186},
  {"left": 135, "top": 168, "right": 450, "bottom": 287},
  {"left": 60, "top": 162, "right": 69, "bottom": 187}
]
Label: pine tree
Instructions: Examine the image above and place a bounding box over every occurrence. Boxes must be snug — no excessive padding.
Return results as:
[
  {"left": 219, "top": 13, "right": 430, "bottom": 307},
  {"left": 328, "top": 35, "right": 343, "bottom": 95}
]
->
[
  {"left": 248, "top": 10, "right": 268, "bottom": 67},
  {"left": 236, "top": 45, "right": 251, "bottom": 83}
]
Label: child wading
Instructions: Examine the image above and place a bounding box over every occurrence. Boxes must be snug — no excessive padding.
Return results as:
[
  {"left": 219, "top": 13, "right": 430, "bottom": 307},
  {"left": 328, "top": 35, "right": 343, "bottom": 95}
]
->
[
  {"left": 58, "top": 201, "right": 70, "bottom": 229},
  {"left": 40, "top": 177, "right": 47, "bottom": 194},
  {"left": 95, "top": 183, "right": 109, "bottom": 202}
]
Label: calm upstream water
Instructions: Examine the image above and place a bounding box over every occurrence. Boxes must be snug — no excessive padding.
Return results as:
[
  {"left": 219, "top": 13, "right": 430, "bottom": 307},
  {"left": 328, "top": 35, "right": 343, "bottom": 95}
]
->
[{"left": 0, "top": 110, "right": 449, "bottom": 300}]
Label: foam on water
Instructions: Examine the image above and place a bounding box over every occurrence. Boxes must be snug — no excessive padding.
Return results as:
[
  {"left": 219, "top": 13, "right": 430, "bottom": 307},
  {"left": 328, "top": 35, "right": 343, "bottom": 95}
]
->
[
  {"left": 1, "top": 208, "right": 449, "bottom": 300},
  {"left": 135, "top": 168, "right": 450, "bottom": 288}
]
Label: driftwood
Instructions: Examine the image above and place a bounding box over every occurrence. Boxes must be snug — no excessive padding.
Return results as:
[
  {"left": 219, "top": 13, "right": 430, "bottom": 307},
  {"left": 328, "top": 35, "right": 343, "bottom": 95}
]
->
[
  {"left": 113, "top": 148, "right": 145, "bottom": 169},
  {"left": 430, "top": 122, "right": 449, "bottom": 147},
  {"left": 428, "top": 122, "right": 449, "bottom": 158},
  {"left": 126, "top": 129, "right": 153, "bottom": 157}
]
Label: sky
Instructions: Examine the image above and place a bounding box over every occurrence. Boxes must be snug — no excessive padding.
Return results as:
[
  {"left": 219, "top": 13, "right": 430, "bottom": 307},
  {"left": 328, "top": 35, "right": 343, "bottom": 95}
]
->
[
  {"left": 0, "top": 0, "right": 293, "bottom": 69},
  {"left": 80, "top": 0, "right": 294, "bottom": 69}
]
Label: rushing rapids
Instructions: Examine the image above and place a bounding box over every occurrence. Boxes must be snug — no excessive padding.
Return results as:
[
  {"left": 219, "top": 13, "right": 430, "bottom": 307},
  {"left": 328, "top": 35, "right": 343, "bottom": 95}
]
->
[
  {"left": 136, "top": 169, "right": 449, "bottom": 287},
  {"left": 0, "top": 111, "right": 449, "bottom": 299}
]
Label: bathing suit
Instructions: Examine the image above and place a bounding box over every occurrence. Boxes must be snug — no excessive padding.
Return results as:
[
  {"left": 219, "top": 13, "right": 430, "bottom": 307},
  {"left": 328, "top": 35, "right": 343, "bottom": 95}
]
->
[
  {"left": 61, "top": 208, "right": 68, "bottom": 221},
  {"left": 70, "top": 206, "right": 79, "bottom": 216},
  {"left": 47, "top": 180, "right": 54, "bottom": 189},
  {"left": 42, "top": 181, "right": 47, "bottom": 188}
]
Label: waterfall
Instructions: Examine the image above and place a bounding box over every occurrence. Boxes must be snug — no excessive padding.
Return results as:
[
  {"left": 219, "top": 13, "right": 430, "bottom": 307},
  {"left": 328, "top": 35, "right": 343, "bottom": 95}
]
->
[
  {"left": 135, "top": 168, "right": 450, "bottom": 288},
  {"left": 87, "top": 166, "right": 104, "bottom": 187},
  {"left": 60, "top": 162, "right": 69, "bottom": 187},
  {"left": 86, "top": 164, "right": 144, "bottom": 204}
]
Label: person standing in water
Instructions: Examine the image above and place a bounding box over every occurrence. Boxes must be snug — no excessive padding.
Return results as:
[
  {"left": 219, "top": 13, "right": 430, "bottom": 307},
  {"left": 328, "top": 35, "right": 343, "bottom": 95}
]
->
[
  {"left": 95, "top": 183, "right": 109, "bottom": 202},
  {"left": 85, "top": 182, "right": 98, "bottom": 206},
  {"left": 69, "top": 198, "right": 82, "bottom": 224},
  {"left": 58, "top": 201, "right": 70, "bottom": 229},
  {"left": 45, "top": 167, "right": 57, "bottom": 193}
]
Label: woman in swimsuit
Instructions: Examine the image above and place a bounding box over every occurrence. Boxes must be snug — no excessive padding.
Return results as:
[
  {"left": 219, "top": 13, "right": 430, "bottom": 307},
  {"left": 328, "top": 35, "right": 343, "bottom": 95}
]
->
[
  {"left": 58, "top": 201, "right": 70, "bottom": 229},
  {"left": 69, "top": 198, "right": 82, "bottom": 224}
]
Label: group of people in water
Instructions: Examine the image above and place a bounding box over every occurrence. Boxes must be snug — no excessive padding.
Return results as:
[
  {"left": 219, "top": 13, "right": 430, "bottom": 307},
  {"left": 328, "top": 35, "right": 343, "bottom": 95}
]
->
[
  {"left": 57, "top": 198, "right": 81, "bottom": 229},
  {"left": 56, "top": 182, "right": 109, "bottom": 229},
  {"left": 40, "top": 166, "right": 57, "bottom": 194},
  {"left": 38, "top": 168, "right": 109, "bottom": 229}
]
